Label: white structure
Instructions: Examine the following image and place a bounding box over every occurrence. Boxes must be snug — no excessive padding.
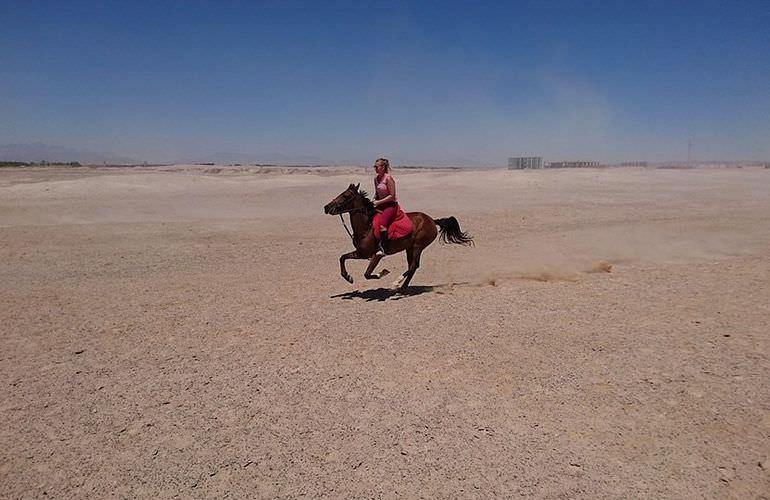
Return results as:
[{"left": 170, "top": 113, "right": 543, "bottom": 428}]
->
[
  {"left": 546, "top": 161, "right": 599, "bottom": 168},
  {"left": 508, "top": 157, "right": 543, "bottom": 169}
]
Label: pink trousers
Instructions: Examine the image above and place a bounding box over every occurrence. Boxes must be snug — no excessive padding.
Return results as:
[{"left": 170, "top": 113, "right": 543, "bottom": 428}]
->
[{"left": 377, "top": 203, "right": 398, "bottom": 229}]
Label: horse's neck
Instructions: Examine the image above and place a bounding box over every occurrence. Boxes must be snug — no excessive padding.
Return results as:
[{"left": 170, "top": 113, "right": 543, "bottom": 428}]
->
[{"left": 349, "top": 201, "right": 372, "bottom": 242}]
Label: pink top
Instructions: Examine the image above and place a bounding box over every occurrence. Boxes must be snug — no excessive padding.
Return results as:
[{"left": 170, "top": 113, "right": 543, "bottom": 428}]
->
[{"left": 375, "top": 173, "right": 396, "bottom": 202}]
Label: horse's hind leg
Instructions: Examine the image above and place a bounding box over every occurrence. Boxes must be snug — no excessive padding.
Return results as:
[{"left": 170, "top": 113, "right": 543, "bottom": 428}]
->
[
  {"left": 392, "top": 246, "right": 421, "bottom": 289},
  {"left": 400, "top": 246, "right": 424, "bottom": 289},
  {"left": 339, "top": 250, "right": 359, "bottom": 283},
  {"left": 392, "top": 248, "right": 411, "bottom": 288}
]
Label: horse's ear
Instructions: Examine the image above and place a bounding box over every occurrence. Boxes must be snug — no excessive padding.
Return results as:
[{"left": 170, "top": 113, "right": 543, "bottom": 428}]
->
[{"left": 355, "top": 183, "right": 360, "bottom": 191}]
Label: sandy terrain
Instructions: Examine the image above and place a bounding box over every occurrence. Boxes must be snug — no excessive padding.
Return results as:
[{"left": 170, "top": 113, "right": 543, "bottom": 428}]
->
[{"left": 1, "top": 165, "right": 768, "bottom": 498}]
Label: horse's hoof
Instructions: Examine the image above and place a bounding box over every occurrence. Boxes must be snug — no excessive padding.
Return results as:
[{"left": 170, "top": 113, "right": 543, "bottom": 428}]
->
[
  {"left": 343, "top": 274, "right": 353, "bottom": 284},
  {"left": 392, "top": 275, "right": 405, "bottom": 288},
  {"left": 380, "top": 269, "right": 390, "bottom": 277}
]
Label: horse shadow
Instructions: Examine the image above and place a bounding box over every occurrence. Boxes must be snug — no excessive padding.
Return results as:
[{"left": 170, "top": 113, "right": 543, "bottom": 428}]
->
[{"left": 330, "top": 285, "right": 437, "bottom": 302}]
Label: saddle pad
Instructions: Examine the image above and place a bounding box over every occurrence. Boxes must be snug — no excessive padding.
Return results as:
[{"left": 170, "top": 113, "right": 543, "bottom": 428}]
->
[{"left": 373, "top": 207, "right": 413, "bottom": 240}]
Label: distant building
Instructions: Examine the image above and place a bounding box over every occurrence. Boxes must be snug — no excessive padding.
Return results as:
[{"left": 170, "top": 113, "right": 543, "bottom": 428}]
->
[
  {"left": 620, "top": 161, "right": 648, "bottom": 167},
  {"left": 546, "top": 161, "right": 599, "bottom": 168},
  {"left": 508, "top": 157, "right": 543, "bottom": 169}
]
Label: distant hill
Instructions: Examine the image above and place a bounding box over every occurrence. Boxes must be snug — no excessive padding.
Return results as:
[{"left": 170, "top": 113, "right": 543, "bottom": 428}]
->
[
  {"left": 0, "top": 143, "right": 137, "bottom": 164},
  {"left": 183, "top": 151, "right": 326, "bottom": 165}
]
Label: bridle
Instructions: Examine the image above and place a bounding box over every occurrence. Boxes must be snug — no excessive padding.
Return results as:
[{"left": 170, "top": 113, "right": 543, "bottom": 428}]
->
[
  {"left": 333, "top": 194, "right": 370, "bottom": 241},
  {"left": 334, "top": 205, "right": 368, "bottom": 215}
]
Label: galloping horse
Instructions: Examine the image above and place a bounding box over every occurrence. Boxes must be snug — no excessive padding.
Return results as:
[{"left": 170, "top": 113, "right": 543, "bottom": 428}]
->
[{"left": 324, "top": 183, "right": 473, "bottom": 289}]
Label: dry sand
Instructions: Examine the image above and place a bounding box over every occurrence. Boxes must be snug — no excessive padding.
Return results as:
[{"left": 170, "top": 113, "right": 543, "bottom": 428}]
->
[{"left": 1, "top": 165, "right": 769, "bottom": 498}]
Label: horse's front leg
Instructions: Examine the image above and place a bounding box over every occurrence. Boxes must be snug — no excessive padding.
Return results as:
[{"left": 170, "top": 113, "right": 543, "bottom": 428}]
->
[
  {"left": 339, "top": 250, "right": 359, "bottom": 283},
  {"left": 364, "top": 254, "right": 390, "bottom": 280}
]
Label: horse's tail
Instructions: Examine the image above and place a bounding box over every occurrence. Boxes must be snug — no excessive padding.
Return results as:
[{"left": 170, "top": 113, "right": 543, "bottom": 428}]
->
[{"left": 434, "top": 216, "right": 474, "bottom": 246}]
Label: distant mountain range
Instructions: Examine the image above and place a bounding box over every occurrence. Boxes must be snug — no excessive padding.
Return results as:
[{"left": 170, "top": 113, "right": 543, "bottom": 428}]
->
[
  {"left": 0, "top": 143, "right": 138, "bottom": 165},
  {"left": 7, "top": 142, "right": 760, "bottom": 168},
  {"left": 182, "top": 151, "right": 326, "bottom": 165},
  {"left": 0, "top": 142, "right": 486, "bottom": 167},
  {"left": 0, "top": 143, "right": 332, "bottom": 166}
]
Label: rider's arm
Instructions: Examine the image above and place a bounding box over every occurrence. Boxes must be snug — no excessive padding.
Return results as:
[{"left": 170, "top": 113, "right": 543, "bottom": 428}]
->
[{"left": 385, "top": 176, "right": 396, "bottom": 202}]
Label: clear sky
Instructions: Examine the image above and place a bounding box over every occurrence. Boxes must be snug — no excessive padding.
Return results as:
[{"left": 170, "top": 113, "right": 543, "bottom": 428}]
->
[{"left": 2, "top": 0, "right": 769, "bottom": 165}]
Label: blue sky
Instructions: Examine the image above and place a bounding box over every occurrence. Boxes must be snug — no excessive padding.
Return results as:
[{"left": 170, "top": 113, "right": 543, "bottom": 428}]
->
[{"left": 1, "top": 0, "right": 768, "bottom": 164}]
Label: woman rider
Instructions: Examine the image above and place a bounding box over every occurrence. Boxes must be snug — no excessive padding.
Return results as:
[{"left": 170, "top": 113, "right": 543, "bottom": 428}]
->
[{"left": 372, "top": 157, "right": 398, "bottom": 256}]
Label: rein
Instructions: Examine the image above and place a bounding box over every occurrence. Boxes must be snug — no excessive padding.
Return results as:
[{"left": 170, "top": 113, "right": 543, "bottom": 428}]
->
[
  {"left": 335, "top": 204, "right": 370, "bottom": 242},
  {"left": 339, "top": 214, "right": 355, "bottom": 240},
  {"left": 335, "top": 206, "right": 369, "bottom": 215}
]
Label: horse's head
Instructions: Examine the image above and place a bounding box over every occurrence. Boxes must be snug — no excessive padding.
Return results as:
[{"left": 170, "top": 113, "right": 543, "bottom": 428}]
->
[{"left": 324, "top": 183, "right": 361, "bottom": 215}]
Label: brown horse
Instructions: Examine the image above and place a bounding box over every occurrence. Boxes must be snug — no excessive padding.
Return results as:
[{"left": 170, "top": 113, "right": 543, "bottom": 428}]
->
[{"left": 324, "top": 183, "right": 473, "bottom": 289}]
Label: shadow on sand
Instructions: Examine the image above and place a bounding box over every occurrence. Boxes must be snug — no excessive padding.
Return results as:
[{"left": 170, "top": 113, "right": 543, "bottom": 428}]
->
[{"left": 330, "top": 285, "right": 437, "bottom": 302}]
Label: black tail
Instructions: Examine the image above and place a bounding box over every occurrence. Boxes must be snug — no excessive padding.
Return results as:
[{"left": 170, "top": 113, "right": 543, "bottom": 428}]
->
[{"left": 434, "top": 216, "right": 474, "bottom": 246}]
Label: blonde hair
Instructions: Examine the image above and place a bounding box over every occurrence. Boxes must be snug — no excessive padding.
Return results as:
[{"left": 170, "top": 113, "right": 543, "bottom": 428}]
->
[{"left": 376, "top": 158, "right": 390, "bottom": 172}]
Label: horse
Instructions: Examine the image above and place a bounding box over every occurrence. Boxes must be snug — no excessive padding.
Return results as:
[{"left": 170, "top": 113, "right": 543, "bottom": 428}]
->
[{"left": 324, "top": 183, "right": 473, "bottom": 289}]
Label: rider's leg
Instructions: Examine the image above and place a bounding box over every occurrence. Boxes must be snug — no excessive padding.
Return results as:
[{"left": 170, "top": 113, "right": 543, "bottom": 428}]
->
[
  {"left": 377, "top": 225, "right": 388, "bottom": 256},
  {"left": 376, "top": 205, "right": 397, "bottom": 257}
]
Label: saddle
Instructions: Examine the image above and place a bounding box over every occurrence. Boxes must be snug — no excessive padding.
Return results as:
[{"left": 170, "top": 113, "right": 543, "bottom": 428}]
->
[{"left": 373, "top": 206, "right": 413, "bottom": 240}]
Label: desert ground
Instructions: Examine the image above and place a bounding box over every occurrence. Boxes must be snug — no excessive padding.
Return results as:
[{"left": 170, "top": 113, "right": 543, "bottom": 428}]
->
[{"left": 1, "top": 164, "right": 768, "bottom": 498}]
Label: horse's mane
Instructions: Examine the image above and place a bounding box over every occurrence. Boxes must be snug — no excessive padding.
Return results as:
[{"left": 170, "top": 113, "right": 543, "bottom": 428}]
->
[{"left": 357, "top": 189, "right": 376, "bottom": 221}]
